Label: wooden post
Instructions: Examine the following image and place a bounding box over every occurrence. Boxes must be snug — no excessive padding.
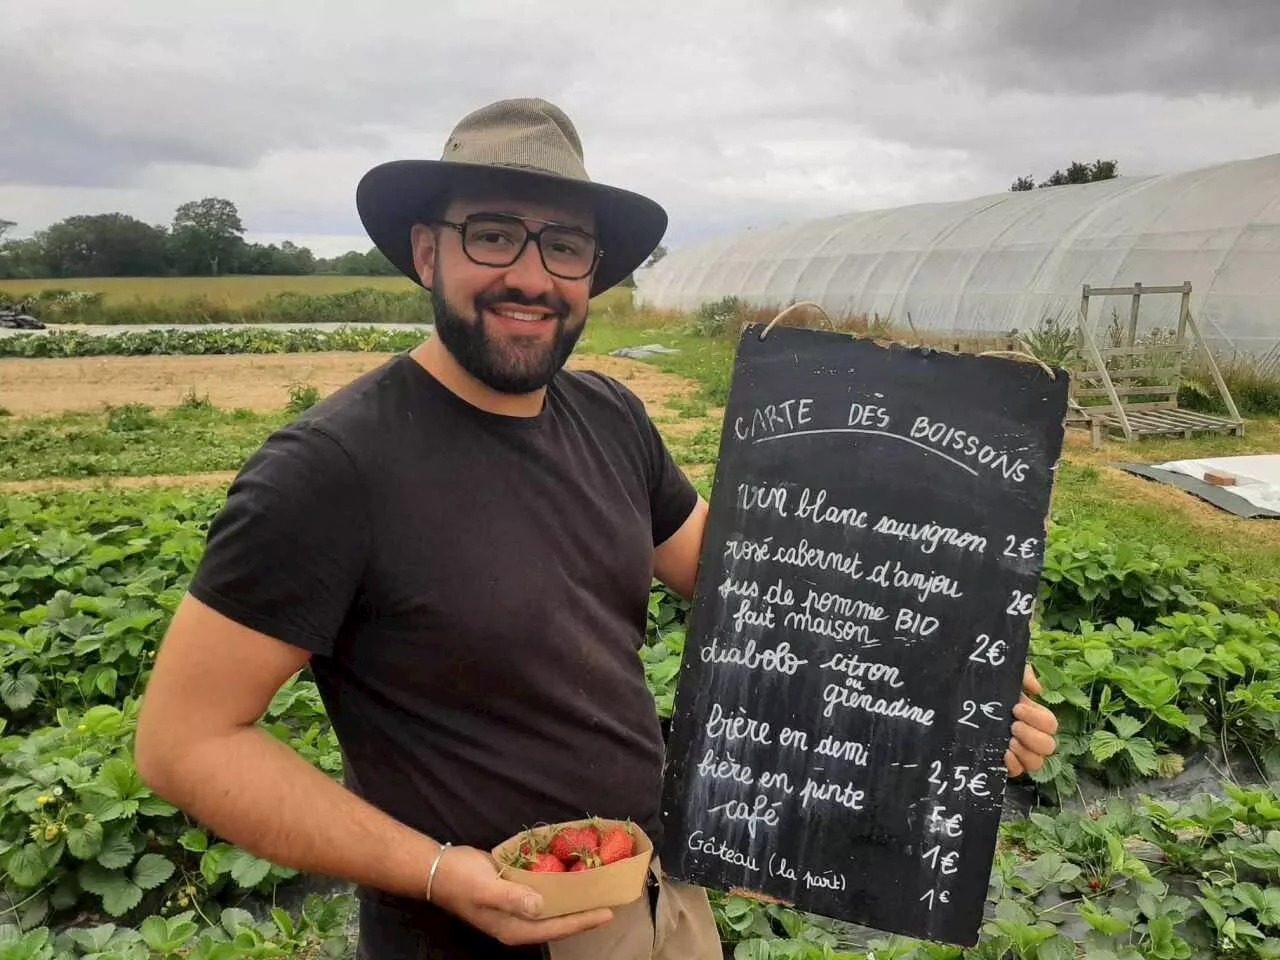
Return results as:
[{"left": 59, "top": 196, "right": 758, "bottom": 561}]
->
[
  {"left": 1177, "top": 281, "right": 1191, "bottom": 344},
  {"left": 1079, "top": 284, "right": 1092, "bottom": 340},
  {"left": 1075, "top": 303, "right": 1132, "bottom": 442},
  {"left": 1127, "top": 282, "right": 1142, "bottom": 346},
  {"left": 1183, "top": 306, "right": 1243, "bottom": 427}
]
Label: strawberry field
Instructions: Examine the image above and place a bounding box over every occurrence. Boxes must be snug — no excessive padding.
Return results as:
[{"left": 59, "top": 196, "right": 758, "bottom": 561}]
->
[
  {"left": 2, "top": 483, "right": 1278, "bottom": 960},
  {"left": 2, "top": 306, "right": 1280, "bottom": 960}
]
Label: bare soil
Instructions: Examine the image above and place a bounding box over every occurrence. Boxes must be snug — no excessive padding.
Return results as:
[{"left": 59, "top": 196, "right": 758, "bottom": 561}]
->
[
  {"left": 0, "top": 352, "right": 700, "bottom": 418},
  {"left": 0, "top": 472, "right": 240, "bottom": 495}
]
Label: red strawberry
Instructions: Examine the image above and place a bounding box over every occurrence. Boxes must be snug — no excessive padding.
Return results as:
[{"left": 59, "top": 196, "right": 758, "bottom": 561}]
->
[
  {"left": 549, "top": 826, "right": 599, "bottom": 865},
  {"left": 598, "top": 824, "right": 636, "bottom": 865},
  {"left": 529, "top": 852, "right": 567, "bottom": 873},
  {"left": 569, "top": 860, "right": 590, "bottom": 872}
]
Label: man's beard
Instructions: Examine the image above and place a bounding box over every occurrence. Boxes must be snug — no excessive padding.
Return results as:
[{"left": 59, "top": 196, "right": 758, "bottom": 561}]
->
[{"left": 429, "top": 272, "right": 585, "bottom": 395}]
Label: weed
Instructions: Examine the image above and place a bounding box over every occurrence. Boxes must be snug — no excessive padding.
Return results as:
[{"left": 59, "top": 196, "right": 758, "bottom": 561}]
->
[
  {"left": 285, "top": 382, "right": 321, "bottom": 414},
  {"left": 177, "top": 387, "right": 213, "bottom": 411}
]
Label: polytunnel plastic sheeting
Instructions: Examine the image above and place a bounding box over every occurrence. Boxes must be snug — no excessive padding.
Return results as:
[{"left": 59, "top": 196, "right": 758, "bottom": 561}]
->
[{"left": 635, "top": 152, "right": 1280, "bottom": 355}]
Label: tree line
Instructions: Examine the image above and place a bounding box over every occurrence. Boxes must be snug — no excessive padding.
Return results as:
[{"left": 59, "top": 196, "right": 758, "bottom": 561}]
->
[
  {"left": 0, "top": 198, "right": 399, "bottom": 280},
  {"left": 1010, "top": 159, "right": 1119, "bottom": 192}
]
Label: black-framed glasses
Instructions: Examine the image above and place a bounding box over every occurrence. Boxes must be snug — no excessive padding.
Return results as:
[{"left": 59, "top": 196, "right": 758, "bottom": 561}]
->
[{"left": 435, "top": 213, "right": 602, "bottom": 280}]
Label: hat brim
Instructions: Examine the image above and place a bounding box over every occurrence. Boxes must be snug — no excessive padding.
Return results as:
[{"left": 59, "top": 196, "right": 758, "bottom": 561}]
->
[{"left": 356, "top": 160, "right": 667, "bottom": 298}]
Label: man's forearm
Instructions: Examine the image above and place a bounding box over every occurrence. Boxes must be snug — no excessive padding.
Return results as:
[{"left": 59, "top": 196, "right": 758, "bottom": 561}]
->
[{"left": 139, "top": 724, "right": 441, "bottom": 901}]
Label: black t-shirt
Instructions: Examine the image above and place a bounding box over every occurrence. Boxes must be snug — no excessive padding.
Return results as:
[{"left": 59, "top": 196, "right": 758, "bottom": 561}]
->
[{"left": 187, "top": 353, "right": 697, "bottom": 876}]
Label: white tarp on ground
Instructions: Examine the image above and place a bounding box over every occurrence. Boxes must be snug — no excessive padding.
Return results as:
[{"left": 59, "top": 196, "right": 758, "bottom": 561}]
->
[{"left": 1154, "top": 455, "right": 1280, "bottom": 513}]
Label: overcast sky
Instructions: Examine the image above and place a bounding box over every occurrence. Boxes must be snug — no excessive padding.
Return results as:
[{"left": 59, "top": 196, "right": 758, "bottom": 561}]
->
[{"left": 3, "top": 0, "right": 1279, "bottom": 257}]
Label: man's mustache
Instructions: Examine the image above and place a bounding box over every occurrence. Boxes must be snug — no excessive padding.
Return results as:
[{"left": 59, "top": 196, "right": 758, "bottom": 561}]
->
[{"left": 475, "top": 289, "right": 569, "bottom": 317}]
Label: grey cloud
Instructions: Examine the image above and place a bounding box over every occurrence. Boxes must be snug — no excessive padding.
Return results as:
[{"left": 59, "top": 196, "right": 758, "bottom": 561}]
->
[
  {"left": 4, "top": 0, "right": 1280, "bottom": 249},
  {"left": 900, "top": 0, "right": 1280, "bottom": 101}
]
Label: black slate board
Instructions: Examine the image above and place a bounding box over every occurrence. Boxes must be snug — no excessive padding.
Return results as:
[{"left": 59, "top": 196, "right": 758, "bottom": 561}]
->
[{"left": 658, "top": 325, "right": 1070, "bottom": 946}]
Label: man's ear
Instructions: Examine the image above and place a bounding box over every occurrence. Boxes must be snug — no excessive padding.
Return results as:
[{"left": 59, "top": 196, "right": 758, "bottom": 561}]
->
[{"left": 410, "top": 223, "right": 437, "bottom": 290}]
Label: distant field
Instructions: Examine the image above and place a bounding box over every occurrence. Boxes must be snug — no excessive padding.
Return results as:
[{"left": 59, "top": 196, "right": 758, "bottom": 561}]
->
[{"left": 0, "top": 275, "right": 416, "bottom": 306}]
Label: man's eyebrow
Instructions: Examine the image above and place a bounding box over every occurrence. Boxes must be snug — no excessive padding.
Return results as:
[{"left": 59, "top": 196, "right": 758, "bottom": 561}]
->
[{"left": 472, "top": 210, "right": 595, "bottom": 232}]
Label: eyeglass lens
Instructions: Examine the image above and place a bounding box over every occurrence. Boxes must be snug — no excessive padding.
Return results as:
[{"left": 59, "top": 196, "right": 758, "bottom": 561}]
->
[{"left": 463, "top": 217, "right": 597, "bottom": 278}]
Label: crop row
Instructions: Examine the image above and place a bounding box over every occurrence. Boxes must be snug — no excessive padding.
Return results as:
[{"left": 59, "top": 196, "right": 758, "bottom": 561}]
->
[
  {"left": 2, "top": 489, "right": 1278, "bottom": 959},
  {"left": 0, "top": 327, "right": 424, "bottom": 358}
]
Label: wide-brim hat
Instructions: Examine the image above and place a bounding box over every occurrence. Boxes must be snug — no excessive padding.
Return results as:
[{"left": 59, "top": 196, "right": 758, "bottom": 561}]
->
[{"left": 356, "top": 98, "right": 668, "bottom": 298}]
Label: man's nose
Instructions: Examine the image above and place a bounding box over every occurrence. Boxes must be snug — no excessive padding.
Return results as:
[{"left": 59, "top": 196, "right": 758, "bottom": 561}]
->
[{"left": 499, "top": 239, "right": 556, "bottom": 299}]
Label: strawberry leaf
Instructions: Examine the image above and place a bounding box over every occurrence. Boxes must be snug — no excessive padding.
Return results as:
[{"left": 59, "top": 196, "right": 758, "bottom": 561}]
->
[
  {"left": 133, "top": 853, "right": 175, "bottom": 890},
  {"left": 95, "top": 827, "right": 137, "bottom": 870}
]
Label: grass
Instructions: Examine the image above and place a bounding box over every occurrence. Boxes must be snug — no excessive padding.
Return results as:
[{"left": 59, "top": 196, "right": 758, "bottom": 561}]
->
[
  {"left": 0, "top": 274, "right": 415, "bottom": 306},
  {"left": 0, "top": 404, "right": 286, "bottom": 482},
  {"left": 1051, "top": 459, "right": 1280, "bottom": 584},
  {"left": 5, "top": 285, "right": 1277, "bottom": 592}
]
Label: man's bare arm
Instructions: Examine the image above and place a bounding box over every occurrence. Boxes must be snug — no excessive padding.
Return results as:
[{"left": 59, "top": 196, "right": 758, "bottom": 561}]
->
[
  {"left": 134, "top": 594, "right": 611, "bottom": 944},
  {"left": 135, "top": 593, "right": 442, "bottom": 899},
  {"left": 653, "top": 496, "right": 709, "bottom": 601}
]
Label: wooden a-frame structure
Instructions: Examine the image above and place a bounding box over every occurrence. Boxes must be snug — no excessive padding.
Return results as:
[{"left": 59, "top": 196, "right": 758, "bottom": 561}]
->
[{"left": 1065, "top": 281, "right": 1244, "bottom": 448}]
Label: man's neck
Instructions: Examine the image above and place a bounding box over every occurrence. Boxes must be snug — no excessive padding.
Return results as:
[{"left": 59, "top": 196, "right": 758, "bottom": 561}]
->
[{"left": 410, "top": 337, "right": 547, "bottom": 418}]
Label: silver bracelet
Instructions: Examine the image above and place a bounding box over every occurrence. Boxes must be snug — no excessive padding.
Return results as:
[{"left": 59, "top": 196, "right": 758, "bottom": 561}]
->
[{"left": 425, "top": 842, "right": 452, "bottom": 902}]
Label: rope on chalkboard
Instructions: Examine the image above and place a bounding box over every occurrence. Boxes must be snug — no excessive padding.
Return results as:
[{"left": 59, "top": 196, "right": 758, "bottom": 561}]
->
[
  {"left": 976, "top": 349, "right": 1058, "bottom": 379},
  {"left": 758, "top": 301, "right": 835, "bottom": 340}
]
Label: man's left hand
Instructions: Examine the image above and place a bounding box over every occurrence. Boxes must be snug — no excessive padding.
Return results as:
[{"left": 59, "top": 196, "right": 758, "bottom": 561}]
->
[{"left": 1005, "top": 664, "right": 1058, "bottom": 777}]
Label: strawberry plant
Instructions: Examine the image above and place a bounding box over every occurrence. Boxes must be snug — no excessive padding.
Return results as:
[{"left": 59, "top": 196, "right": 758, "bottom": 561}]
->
[
  {"left": 0, "top": 892, "right": 354, "bottom": 959},
  {"left": 1037, "top": 522, "right": 1272, "bottom": 631},
  {"left": 642, "top": 584, "right": 687, "bottom": 720},
  {"left": 1026, "top": 607, "right": 1280, "bottom": 803},
  {"left": 0, "top": 700, "right": 303, "bottom": 930}
]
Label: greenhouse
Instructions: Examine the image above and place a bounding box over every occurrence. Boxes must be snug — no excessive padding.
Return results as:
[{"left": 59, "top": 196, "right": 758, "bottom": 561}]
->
[{"left": 635, "top": 152, "right": 1280, "bottom": 355}]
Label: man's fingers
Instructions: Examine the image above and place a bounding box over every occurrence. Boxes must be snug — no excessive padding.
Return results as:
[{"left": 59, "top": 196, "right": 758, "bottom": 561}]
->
[
  {"left": 484, "top": 877, "right": 544, "bottom": 919},
  {"left": 1009, "top": 737, "right": 1044, "bottom": 774},
  {"left": 1011, "top": 720, "right": 1057, "bottom": 759},
  {"left": 1005, "top": 747, "right": 1025, "bottom": 778},
  {"left": 1013, "top": 697, "right": 1059, "bottom": 736},
  {"left": 528, "top": 908, "right": 615, "bottom": 943},
  {"left": 496, "top": 908, "right": 615, "bottom": 946},
  {"left": 1022, "top": 663, "right": 1043, "bottom": 697}
]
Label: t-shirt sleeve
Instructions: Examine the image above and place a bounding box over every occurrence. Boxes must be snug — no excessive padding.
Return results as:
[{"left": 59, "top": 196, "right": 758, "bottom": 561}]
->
[
  {"left": 187, "top": 422, "right": 368, "bottom": 657},
  {"left": 611, "top": 378, "right": 700, "bottom": 546}
]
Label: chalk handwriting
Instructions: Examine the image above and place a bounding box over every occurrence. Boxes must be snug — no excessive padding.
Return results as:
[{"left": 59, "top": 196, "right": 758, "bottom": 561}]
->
[
  {"left": 819, "top": 652, "right": 905, "bottom": 690},
  {"left": 706, "top": 703, "right": 774, "bottom": 745},
  {"left": 871, "top": 516, "right": 988, "bottom": 555},
  {"left": 868, "top": 560, "right": 965, "bottom": 604},
  {"left": 731, "top": 598, "right": 776, "bottom": 632},
  {"left": 718, "top": 575, "right": 759, "bottom": 601},
  {"left": 969, "top": 634, "right": 1007, "bottom": 666},
  {"left": 707, "top": 793, "right": 783, "bottom": 839},
  {"left": 697, "top": 749, "right": 755, "bottom": 785},
  {"left": 822, "top": 678, "right": 935, "bottom": 725},
  {"left": 734, "top": 399, "right": 814, "bottom": 441},
  {"left": 737, "top": 481, "right": 790, "bottom": 517},
  {"left": 688, "top": 831, "right": 759, "bottom": 872},
  {"left": 794, "top": 487, "right": 870, "bottom": 530},
  {"left": 770, "top": 538, "right": 865, "bottom": 581},
  {"left": 799, "top": 777, "right": 867, "bottom": 811},
  {"left": 723, "top": 537, "right": 772, "bottom": 564},
  {"left": 702, "top": 636, "right": 809, "bottom": 675},
  {"left": 908, "top": 416, "right": 1030, "bottom": 483},
  {"left": 920, "top": 889, "right": 953, "bottom": 910},
  {"left": 812, "top": 735, "right": 870, "bottom": 766},
  {"left": 804, "top": 868, "right": 848, "bottom": 891},
  {"left": 928, "top": 761, "right": 991, "bottom": 798},
  {"left": 1003, "top": 535, "right": 1040, "bottom": 559}
]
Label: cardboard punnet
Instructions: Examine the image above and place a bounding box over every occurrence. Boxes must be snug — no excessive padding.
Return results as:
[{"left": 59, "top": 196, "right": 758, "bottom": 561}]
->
[{"left": 490, "top": 819, "right": 653, "bottom": 919}]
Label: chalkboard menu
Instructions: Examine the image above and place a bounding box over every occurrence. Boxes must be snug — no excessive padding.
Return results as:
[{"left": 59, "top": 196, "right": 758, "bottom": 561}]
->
[{"left": 658, "top": 325, "right": 1069, "bottom": 946}]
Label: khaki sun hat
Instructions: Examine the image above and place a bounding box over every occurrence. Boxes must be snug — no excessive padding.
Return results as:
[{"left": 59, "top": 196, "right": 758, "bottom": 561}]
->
[{"left": 356, "top": 98, "right": 668, "bottom": 297}]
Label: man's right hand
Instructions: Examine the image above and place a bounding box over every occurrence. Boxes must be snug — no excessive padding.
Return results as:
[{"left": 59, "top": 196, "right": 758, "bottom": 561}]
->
[{"left": 428, "top": 845, "right": 614, "bottom": 946}]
